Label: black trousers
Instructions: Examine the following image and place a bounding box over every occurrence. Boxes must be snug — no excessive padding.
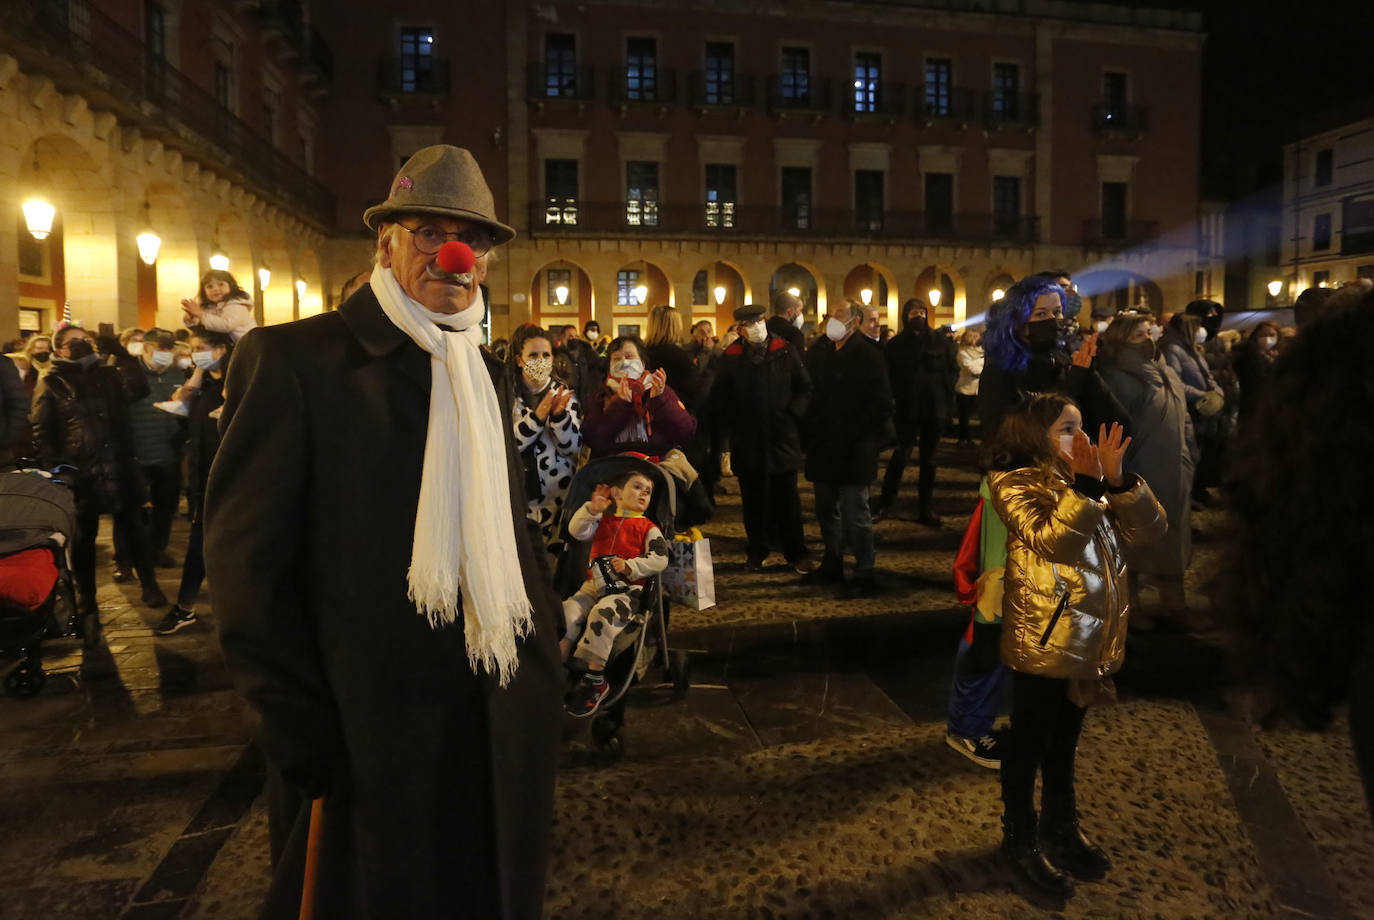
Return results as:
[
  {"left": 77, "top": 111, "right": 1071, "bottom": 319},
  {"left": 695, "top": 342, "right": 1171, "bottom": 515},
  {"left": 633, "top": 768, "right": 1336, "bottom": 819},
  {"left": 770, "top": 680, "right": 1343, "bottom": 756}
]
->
[
  {"left": 879, "top": 419, "right": 942, "bottom": 510},
  {"left": 114, "top": 461, "right": 181, "bottom": 561},
  {"left": 956, "top": 394, "right": 977, "bottom": 441},
  {"left": 73, "top": 502, "right": 158, "bottom": 614},
  {"left": 1001, "top": 671, "right": 1088, "bottom": 822},
  {"left": 735, "top": 468, "right": 807, "bottom": 563}
]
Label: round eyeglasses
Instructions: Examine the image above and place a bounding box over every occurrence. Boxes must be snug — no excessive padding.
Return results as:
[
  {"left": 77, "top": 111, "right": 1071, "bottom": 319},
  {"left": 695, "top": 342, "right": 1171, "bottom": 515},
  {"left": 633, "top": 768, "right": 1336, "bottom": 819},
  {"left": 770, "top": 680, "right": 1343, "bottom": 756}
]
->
[{"left": 398, "top": 222, "right": 493, "bottom": 258}]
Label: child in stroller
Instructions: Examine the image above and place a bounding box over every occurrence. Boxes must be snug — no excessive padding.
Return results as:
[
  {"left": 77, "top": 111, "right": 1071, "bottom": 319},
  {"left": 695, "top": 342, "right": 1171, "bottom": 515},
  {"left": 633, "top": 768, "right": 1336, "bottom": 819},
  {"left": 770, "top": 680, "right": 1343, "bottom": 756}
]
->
[{"left": 561, "top": 468, "right": 671, "bottom": 717}]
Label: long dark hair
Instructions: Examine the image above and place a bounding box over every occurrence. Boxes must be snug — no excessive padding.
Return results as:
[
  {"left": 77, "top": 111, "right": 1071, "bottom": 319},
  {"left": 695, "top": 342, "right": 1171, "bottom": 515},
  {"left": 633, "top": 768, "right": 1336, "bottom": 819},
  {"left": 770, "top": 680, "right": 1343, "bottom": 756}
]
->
[
  {"left": 198, "top": 269, "right": 250, "bottom": 307},
  {"left": 983, "top": 392, "right": 1075, "bottom": 473}
]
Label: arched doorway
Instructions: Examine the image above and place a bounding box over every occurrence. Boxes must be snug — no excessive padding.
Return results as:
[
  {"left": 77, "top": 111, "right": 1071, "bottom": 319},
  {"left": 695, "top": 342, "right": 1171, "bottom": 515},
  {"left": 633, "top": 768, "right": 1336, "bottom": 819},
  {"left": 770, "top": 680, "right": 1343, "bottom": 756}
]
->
[
  {"left": 842, "top": 262, "right": 898, "bottom": 329},
  {"left": 915, "top": 265, "right": 968, "bottom": 326},
  {"left": 690, "top": 261, "right": 747, "bottom": 333},
  {"left": 142, "top": 182, "right": 199, "bottom": 330},
  {"left": 769, "top": 262, "right": 824, "bottom": 328},
  {"left": 612, "top": 259, "right": 671, "bottom": 337},
  {"left": 530, "top": 259, "right": 594, "bottom": 331}
]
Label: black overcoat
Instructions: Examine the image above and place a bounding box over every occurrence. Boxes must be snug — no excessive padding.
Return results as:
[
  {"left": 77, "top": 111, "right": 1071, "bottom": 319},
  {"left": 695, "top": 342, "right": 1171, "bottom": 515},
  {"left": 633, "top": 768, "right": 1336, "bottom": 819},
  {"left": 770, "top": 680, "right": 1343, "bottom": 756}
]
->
[
  {"left": 883, "top": 319, "right": 958, "bottom": 434},
  {"left": 801, "top": 335, "right": 894, "bottom": 485},
  {"left": 204, "top": 288, "right": 563, "bottom": 920},
  {"left": 707, "top": 334, "right": 811, "bottom": 474}
]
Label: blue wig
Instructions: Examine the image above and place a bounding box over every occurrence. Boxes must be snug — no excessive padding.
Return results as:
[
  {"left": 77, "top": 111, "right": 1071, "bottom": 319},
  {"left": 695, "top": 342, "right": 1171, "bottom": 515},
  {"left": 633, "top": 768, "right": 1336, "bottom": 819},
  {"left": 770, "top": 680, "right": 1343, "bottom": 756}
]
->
[{"left": 984, "top": 276, "right": 1066, "bottom": 373}]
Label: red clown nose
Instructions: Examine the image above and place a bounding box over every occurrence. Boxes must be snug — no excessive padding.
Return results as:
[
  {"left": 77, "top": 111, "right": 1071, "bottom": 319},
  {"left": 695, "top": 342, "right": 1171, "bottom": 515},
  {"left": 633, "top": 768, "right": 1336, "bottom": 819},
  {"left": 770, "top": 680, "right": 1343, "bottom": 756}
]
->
[{"left": 436, "top": 240, "right": 475, "bottom": 275}]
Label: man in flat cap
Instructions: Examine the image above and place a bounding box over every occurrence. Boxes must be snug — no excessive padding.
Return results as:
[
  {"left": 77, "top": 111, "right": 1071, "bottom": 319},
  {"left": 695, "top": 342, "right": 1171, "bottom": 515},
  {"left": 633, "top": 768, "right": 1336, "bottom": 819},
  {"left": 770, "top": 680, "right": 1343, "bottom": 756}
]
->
[
  {"left": 206, "top": 146, "right": 562, "bottom": 919},
  {"left": 707, "top": 302, "right": 814, "bottom": 573}
]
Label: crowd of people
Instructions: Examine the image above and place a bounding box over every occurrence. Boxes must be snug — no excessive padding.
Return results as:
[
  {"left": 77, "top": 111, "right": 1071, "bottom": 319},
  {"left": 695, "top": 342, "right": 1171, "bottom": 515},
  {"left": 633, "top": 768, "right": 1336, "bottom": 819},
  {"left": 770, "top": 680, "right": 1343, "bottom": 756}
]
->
[{"left": 3, "top": 140, "right": 1367, "bottom": 917}]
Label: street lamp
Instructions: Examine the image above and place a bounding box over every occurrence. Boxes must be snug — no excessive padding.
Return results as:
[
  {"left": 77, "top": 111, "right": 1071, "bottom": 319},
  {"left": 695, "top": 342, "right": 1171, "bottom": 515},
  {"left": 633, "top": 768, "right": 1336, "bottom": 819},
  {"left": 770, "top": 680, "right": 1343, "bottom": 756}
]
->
[
  {"left": 713, "top": 285, "right": 727, "bottom": 305},
  {"left": 258, "top": 266, "right": 271, "bottom": 289},
  {"left": 928, "top": 288, "right": 942, "bottom": 307},
  {"left": 634, "top": 283, "right": 648, "bottom": 306},
  {"left": 22, "top": 199, "right": 56, "bottom": 240},
  {"left": 1267, "top": 280, "right": 1282, "bottom": 298},
  {"left": 135, "top": 202, "right": 160, "bottom": 265},
  {"left": 991, "top": 288, "right": 1005, "bottom": 302},
  {"left": 859, "top": 288, "right": 873, "bottom": 305},
  {"left": 554, "top": 283, "right": 569, "bottom": 305}
]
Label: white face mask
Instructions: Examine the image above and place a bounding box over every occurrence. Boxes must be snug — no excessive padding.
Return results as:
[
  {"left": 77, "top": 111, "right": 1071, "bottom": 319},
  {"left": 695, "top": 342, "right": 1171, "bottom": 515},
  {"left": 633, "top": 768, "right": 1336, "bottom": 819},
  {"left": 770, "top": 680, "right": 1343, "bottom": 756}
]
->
[
  {"left": 149, "top": 350, "right": 174, "bottom": 370},
  {"left": 1194, "top": 328, "right": 1208, "bottom": 346},
  {"left": 1057, "top": 434, "right": 1075, "bottom": 457},
  {"left": 1147, "top": 324, "right": 1164, "bottom": 342},
  {"left": 522, "top": 355, "right": 553, "bottom": 388},
  {"left": 176, "top": 356, "right": 192, "bottom": 371},
  {"left": 1258, "top": 335, "right": 1278, "bottom": 349},
  {"left": 825, "top": 316, "right": 849, "bottom": 342},
  {"left": 611, "top": 357, "right": 644, "bottom": 379},
  {"left": 1094, "top": 320, "right": 1110, "bottom": 334},
  {"left": 126, "top": 341, "right": 144, "bottom": 356},
  {"left": 792, "top": 313, "right": 805, "bottom": 330},
  {"left": 744, "top": 320, "right": 768, "bottom": 344}
]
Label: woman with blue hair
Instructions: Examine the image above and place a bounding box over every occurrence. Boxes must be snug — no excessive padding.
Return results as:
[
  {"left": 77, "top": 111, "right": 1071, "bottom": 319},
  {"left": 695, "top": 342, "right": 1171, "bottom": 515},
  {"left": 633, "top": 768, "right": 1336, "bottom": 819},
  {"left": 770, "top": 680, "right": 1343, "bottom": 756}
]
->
[{"left": 978, "top": 276, "right": 1129, "bottom": 442}]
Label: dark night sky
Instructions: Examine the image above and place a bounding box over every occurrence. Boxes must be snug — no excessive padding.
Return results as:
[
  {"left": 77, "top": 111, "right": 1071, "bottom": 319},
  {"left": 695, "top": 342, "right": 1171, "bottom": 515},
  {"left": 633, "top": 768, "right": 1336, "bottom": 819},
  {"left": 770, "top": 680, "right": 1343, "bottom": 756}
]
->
[{"left": 1081, "top": 0, "right": 1374, "bottom": 198}]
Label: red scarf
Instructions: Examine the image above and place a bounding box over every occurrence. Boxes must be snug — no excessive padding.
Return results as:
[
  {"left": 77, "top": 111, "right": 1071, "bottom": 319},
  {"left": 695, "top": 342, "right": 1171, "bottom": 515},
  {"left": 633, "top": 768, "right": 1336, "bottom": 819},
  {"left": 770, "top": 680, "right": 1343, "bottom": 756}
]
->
[{"left": 602, "top": 374, "right": 653, "bottom": 435}]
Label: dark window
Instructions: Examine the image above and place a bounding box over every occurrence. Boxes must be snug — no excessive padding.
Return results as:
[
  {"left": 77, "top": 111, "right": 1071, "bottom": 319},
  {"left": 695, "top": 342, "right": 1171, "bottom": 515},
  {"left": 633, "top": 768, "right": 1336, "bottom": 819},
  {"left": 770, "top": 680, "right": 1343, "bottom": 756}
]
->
[
  {"left": 617, "top": 270, "right": 641, "bottom": 305},
  {"left": 1315, "top": 149, "right": 1334, "bottom": 187},
  {"left": 544, "top": 33, "right": 577, "bottom": 97},
  {"left": 262, "top": 88, "right": 280, "bottom": 146},
  {"left": 1102, "top": 181, "right": 1128, "bottom": 238},
  {"left": 399, "top": 27, "right": 435, "bottom": 93},
  {"left": 704, "top": 41, "right": 734, "bottom": 104},
  {"left": 781, "top": 166, "right": 811, "bottom": 230},
  {"left": 626, "top": 161, "right": 659, "bottom": 227},
  {"left": 214, "top": 61, "right": 232, "bottom": 110},
  {"left": 626, "top": 37, "right": 657, "bottom": 101},
  {"left": 705, "top": 163, "right": 737, "bottom": 228},
  {"left": 854, "top": 52, "right": 880, "bottom": 113},
  {"left": 992, "top": 63, "right": 1019, "bottom": 120},
  {"left": 692, "top": 270, "right": 709, "bottom": 305},
  {"left": 544, "top": 159, "right": 579, "bottom": 225},
  {"left": 780, "top": 46, "right": 810, "bottom": 104},
  {"left": 1102, "top": 71, "right": 1128, "bottom": 119},
  {"left": 855, "top": 169, "right": 884, "bottom": 230},
  {"left": 1313, "top": 213, "right": 1332, "bottom": 250},
  {"left": 1313, "top": 269, "right": 1330, "bottom": 287},
  {"left": 924, "top": 58, "right": 952, "bottom": 116},
  {"left": 993, "top": 176, "right": 1021, "bottom": 228},
  {"left": 925, "top": 172, "right": 953, "bottom": 232},
  {"left": 145, "top": 2, "right": 166, "bottom": 58},
  {"left": 546, "top": 268, "right": 572, "bottom": 305}
]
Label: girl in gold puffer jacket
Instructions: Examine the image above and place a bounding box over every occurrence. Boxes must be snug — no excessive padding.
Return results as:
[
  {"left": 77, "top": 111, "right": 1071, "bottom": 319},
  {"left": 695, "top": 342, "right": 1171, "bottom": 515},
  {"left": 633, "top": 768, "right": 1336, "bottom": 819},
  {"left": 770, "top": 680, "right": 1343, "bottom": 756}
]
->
[{"left": 986, "top": 393, "right": 1166, "bottom": 901}]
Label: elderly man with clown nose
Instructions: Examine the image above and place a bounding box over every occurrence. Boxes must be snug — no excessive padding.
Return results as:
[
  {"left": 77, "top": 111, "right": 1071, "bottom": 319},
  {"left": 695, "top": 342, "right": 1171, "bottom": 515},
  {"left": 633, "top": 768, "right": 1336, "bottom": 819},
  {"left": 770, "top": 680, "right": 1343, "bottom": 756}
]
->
[{"left": 205, "top": 145, "right": 563, "bottom": 919}]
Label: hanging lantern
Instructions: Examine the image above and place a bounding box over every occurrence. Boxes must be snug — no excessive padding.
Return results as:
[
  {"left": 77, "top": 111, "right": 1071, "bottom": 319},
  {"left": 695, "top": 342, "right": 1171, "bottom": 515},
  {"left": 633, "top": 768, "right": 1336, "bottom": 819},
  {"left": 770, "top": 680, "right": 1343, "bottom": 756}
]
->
[
  {"left": 928, "top": 288, "right": 942, "bottom": 307},
  {"left": 23, "top": 199, "right": 56, "bottom": 241},
  {"left": 787, "top": 286, "right": 801, "bottom": 298},
  {"left": 859, "top": 288, "right": 873, "bottom": 305},
  {"left": 1267, "top": 280, "right": 1282, "bottom": 297},
  {"left": 295, "top": 278, "right": 307, "bottom": 298},
  {"left": 991, "top": 288, "right": 1005, "bottom": 302},
  {"left": 713, "top": 285, "right": 727, "bottom": 305},
  {"left": 633, "top": 283, "right": 648, "bottom": 306},
  {"left": 554, "top": 283, "right": 569, "bottom": 305},
  {"left": 259, "top": 266, "right": 271, "bottom": 289},
  {"left": 136, "top": 230, "right": 161, "bottom": 265},
  {"left": 209, "top": 250, "right": 230, "bottom": 271}
]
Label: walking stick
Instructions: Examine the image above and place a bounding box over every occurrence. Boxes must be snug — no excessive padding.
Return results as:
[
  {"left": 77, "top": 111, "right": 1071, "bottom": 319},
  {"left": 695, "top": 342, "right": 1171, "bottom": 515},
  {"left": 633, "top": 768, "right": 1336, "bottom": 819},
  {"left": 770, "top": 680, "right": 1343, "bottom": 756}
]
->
[{"left": 298, "top": 797, "right": 326, "bottom": 920}]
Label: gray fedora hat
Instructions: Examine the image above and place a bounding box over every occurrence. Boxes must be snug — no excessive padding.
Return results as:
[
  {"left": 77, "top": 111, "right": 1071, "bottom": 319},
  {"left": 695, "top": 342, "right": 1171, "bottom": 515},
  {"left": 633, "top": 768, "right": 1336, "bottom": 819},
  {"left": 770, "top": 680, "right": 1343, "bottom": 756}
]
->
[{"left": 362, "top": 145, "right": 516, "bottom": 245}]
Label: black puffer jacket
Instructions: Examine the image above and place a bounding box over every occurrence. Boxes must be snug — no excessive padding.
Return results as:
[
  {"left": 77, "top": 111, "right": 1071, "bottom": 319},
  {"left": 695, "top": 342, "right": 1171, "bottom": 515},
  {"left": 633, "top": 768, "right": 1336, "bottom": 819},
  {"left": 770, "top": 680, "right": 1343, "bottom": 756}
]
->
[
  {"left": 708, "top": 334, "right": 811, "bottom": 474},
  {"left": 29, "top": 359, "right": 147, "bottom": 512},
  {"left": 884, "top": 313, "right": 958, "bottom": 433}
]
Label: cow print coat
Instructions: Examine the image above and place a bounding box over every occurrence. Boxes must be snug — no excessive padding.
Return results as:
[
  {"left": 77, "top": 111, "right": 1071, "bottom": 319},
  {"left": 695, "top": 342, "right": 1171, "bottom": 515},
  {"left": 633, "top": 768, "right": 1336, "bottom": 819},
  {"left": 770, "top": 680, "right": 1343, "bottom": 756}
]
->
[{"left": 513, "top": 378, "right": 583, "bottom": 562}]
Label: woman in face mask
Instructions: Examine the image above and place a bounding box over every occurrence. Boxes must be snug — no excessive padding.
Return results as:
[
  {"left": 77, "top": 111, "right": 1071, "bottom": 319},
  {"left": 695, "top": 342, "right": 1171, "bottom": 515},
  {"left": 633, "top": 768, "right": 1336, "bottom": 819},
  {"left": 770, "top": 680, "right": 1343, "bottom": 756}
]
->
[
  {"left": 1094, "top": 311, "right": 1198, "bottom": 624},
  {"left": 153, "top": 328, "right": 234, "bottom": 636},
  {"left": 508, "top": 325, "right": 582, "bottom": 563},
  {"left": 22, "top": 334, "right": 54, "bottom": 394},
  {"left": 581, "top": 334, "right": 697, "bottom": 460},
  {"left": 1234, "top": 321, "right": 1282, "bottom": 427},
  {"left": 1160, "top": 314, "right": 1225, "bottom": 503}
]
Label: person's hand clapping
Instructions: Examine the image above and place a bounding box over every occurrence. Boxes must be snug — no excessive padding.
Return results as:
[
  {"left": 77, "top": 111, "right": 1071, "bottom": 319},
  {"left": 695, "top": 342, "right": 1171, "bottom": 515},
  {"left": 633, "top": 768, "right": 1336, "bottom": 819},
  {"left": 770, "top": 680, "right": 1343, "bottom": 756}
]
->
[
  {"left": 588, "top": 484, "right": 613, "bottom": 514},
  {"left": 648, "top": 368, "right": 667, "bottom": 399},
  {"left": 550, "top": 388, "right": 574, "bottom": 417},
  {"left": 615, "top": 376, "right": 635, "bottom": 403},
  {"left": 1096, "top": 423, "right": 1132, "bottom": 489},
  {"left": 1066, "top": 428, "right": 1102, "bottom": 480},
  {"left": 534, "top": 390, "right": 556, "bottom": 422},
  {"left": 180, "top": 298, "right": 203, "bottom": 320},
  {"left": 1072, "top": 333, "right": 1098, "bottom": 369}
]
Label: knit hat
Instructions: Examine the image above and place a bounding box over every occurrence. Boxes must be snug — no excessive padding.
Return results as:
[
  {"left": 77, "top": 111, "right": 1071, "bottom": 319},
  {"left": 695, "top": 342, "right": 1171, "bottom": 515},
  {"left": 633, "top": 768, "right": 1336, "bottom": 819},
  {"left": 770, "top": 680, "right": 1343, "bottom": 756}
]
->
[{"left": 362, "top": 145, "right": 516, "bottom": 245}]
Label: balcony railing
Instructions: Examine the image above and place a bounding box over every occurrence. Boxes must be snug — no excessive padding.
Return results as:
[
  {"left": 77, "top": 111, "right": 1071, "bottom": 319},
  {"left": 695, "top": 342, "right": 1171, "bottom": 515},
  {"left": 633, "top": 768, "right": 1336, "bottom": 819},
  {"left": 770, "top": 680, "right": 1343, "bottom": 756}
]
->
[
  {"left": 985, "top": 91, "right": 1040, "bottom": 127},
  {"left": 1083, "top": 219, "right": 1160, "bottom": 247},
  {"left": 528, "top": 202, "right": 1039, "bottom": 244},
  {"left": 1092, "top": 104, "right": 1149, "bottom": 133},
  {"left": 378, "top": 57, "right": 451, "bottom": 97},
  {"left": 0, "top": 0, "right": 335, "bottom": 227},
  {"left": 609, "top": 66, "right": 678, "bottom": 105},
  {"left": 528, "top": 63, "right": 596, "bottom": 102},
  {"left": 918, "top": 85, "right": 978, "bottom": 122},
  {"left": 688, "top": 71, "right": 758, "bottom": 108},
  {"left": 844, "top": 82, "right": 909, "bottom": 117},
  {"left": 767, "top": 75, "right": 835, "bottom": 114}
]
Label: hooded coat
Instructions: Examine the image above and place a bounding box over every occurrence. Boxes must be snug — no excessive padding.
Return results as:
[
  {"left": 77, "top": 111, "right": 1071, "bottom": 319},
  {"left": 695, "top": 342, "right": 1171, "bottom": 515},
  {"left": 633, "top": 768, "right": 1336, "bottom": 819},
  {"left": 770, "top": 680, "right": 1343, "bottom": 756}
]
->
[
  {"left": 1096, "top": 346, "right": 1198, "bottom": 578},
  {"left": 204, "top": 288, "right": 563, "bottom": 920},
  {"left": 884, "top": 311, "right": 958, "bottom": 434}
]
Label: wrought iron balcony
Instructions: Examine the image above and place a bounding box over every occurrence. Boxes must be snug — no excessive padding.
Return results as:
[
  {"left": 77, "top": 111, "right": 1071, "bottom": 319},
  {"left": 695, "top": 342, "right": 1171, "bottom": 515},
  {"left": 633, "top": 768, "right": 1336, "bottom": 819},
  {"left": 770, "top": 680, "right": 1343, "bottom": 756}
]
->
[
  {"left": 917, "top": 85, "right": 978, "bottom": 122},
  {"left": 609, "top": 67, "right": 678, "bottom": 105},
  {"left": 0, "top": 0, "right": 334, "bottom": 228},
  {"left": 528, "top": 202, "right": 1039, "bottom": 244},
  {"left": 688, "top": 71, "right": 758, "bottom": 109},
  {"left": 843, "top": 82, "right": 909, "bottom": 118},
  {"left": 984, "top": 91, "right": 1040, "bottom": 127},
  {"left": 378, "top": 57, "right": 451, "bottom": 97},
  {"left": 1083, "top": 218, "right": 1160, "bottom": 247},
  {"left": 1092, "top": 104, "right": 1149, "bottom": 134},
  {"left": 527, "top": 63, "right": 596, "bottom": 103},
  {"left": 767, "top": 75, "right": 834, "bottom": 115}
]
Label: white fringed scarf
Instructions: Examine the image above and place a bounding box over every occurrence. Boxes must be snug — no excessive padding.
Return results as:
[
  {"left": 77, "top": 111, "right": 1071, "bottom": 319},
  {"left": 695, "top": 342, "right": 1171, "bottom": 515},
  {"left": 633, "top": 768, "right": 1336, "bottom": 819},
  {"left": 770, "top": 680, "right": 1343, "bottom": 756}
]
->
[{"left": 370, "top": 267, "right": 533, "bottom": 686}]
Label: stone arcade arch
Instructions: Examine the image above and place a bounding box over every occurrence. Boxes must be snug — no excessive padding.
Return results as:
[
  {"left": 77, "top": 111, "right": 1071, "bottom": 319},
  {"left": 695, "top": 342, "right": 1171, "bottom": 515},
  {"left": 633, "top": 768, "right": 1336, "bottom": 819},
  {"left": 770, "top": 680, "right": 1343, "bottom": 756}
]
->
[{"left": 529, "top": 258, "right": 595, "bottom": 331}]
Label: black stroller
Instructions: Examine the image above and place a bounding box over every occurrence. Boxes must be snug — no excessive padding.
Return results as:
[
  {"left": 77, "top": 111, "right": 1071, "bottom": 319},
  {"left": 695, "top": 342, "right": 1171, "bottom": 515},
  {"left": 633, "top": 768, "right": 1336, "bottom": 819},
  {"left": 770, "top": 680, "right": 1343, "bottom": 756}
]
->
[
  {"left": 0, "top": 467, "right": 78, "bottom": 698},
  {"left": 553, "top": 453, "right": 692, "bottom": 756}
]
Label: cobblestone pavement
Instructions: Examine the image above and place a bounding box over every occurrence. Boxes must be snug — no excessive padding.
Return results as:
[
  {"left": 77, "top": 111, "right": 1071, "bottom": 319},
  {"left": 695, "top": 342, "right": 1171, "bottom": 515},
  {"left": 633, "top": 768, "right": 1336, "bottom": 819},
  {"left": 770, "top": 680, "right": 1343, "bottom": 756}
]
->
[{"left": 0, "top": 441, "right": 1369, "bottom": 919}]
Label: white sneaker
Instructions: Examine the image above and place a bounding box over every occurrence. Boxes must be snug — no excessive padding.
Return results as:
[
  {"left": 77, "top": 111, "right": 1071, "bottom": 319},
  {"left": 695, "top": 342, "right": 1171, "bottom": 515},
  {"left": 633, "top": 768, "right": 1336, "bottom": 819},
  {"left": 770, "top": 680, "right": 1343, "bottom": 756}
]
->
[{"left": 154, "top": 400, "right": 190, "bottom": 417}]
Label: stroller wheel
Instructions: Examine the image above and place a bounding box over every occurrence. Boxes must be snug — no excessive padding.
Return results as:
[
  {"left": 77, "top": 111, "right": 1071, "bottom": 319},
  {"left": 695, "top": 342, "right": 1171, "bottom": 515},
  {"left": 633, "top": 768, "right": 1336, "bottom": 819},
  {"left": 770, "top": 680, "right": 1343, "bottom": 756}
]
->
[
  {"left": 590, "top": 715, "right": 625, "bottom": 760},
  {"left": 667, "top": 649, "right": 691, "bottom": 701},
  {"left": 5, "top": 663, "right": 46, "bottom": 699}
]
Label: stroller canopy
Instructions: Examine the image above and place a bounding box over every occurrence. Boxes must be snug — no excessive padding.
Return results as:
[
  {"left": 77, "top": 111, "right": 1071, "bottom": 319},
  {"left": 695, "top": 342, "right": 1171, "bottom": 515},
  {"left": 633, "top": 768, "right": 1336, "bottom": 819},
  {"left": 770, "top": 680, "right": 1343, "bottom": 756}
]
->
[{"left": 0, "top": 471, "right": 77, "bottom": 556}]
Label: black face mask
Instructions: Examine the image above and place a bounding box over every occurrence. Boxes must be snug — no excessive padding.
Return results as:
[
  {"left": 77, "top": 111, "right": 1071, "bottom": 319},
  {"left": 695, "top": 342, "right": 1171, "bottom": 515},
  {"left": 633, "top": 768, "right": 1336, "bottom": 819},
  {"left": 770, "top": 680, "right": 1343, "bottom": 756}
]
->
[
  {"left": 907, "top": 313, "right": 928, "bottom": 332},
  {"left": 1201, "top": 314, "right": 1221, "bottom": 339},
  {"left": 1024, "top": 318, "right": 1060, "bottom": 352},
  {"left": 65, "top": 339, "right": 94, "bottom": 360},
  {"left": 31, "top": 351, "right": 51, "bottom": 364}
]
